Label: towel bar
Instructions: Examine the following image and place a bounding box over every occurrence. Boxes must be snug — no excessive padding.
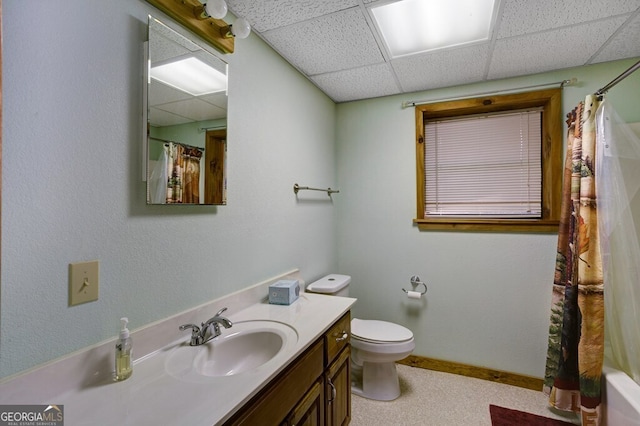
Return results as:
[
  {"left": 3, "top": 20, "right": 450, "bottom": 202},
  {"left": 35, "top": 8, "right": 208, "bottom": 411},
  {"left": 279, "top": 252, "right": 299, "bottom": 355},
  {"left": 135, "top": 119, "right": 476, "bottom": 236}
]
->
[{"left": 293, "top": 183, "right": 340, "bottom": 196}]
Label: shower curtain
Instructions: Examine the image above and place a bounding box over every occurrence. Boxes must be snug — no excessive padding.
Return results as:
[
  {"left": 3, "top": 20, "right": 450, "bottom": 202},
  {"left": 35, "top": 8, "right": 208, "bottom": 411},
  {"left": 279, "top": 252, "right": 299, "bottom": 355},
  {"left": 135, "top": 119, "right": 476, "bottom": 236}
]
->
[
  {"left": 544, "top": 95, "right": 604, "bottom": 425},
  {"left": 149, "top": 146, "right": 169, "bottom": 204},
  {"left": 595, "top": 99, "right": 640, "bottom": 386},
  {"left": 166, "top": 142, "right": 203, "bottom": 204}
]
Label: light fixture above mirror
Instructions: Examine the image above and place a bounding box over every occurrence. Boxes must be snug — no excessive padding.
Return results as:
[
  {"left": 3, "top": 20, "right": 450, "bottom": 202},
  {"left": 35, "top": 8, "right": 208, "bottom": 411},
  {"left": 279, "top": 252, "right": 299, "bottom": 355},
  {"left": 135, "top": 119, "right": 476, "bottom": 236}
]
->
[{"left": 146, "top": 0, "right": 251, "bottom": 54}]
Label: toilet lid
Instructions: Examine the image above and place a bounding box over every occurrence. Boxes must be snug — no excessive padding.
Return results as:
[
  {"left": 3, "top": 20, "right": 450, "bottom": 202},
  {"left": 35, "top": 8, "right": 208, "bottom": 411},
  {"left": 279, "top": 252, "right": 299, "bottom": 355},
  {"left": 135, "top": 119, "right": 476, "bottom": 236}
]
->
[
  {"left": 306, "top": 274, "right": 351, "bottom": 294},
  {"left": 351, "top": 318, "right": 413, "bottom": 343}
]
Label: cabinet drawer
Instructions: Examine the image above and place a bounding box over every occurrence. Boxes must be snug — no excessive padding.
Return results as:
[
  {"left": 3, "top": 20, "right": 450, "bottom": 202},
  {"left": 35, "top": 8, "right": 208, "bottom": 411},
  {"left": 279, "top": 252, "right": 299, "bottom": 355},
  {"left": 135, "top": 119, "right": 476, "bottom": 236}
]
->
[{"left": 324, "top": 312, "right": 350, "bottom": 366}]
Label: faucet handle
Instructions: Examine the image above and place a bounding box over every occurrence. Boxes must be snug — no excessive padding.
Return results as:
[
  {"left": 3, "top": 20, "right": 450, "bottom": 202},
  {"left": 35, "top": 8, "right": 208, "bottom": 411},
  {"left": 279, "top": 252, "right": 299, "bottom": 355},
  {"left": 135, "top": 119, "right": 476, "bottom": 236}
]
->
[
  {"left": 179, "top": 323, "right": 200, "bottom": 333},
  {"left": 179, "top": 323, "right": 203, "bottom": 346},
  {"left": 215, "top": 307, "right": 228, "bottom": 317}
]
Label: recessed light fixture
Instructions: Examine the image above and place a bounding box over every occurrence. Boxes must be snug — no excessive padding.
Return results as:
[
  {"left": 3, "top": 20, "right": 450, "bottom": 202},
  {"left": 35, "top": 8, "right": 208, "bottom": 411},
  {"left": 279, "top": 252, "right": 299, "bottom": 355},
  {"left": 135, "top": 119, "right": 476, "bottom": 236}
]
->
[
  {"left": 371, "top": 0, "right": 497, "bottom": 58},
  {"left": 150, "top": 57, "right": 227, "bottom": 96}
]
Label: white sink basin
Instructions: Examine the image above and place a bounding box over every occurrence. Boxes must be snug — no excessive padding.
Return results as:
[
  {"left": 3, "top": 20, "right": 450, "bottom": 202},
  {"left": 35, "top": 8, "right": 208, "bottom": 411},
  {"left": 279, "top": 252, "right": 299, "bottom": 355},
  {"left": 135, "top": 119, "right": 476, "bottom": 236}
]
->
[{"left": 165, "top": 320, "right": 298, "bottom": 382}]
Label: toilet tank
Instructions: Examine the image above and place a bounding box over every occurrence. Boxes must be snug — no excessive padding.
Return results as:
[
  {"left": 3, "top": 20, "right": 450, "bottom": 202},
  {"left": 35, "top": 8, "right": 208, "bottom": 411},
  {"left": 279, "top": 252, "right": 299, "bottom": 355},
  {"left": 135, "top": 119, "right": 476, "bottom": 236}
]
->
[{"left": 306, "top": 274, "right": 351, "bottom": 297}]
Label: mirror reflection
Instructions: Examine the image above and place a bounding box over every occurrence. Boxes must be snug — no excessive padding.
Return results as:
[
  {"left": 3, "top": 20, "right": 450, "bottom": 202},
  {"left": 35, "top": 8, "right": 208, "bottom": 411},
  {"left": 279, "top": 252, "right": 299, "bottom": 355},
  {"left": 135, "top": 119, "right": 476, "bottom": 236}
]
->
[{"left": 146, "top": 16, "right": 227, "bottom": 205}]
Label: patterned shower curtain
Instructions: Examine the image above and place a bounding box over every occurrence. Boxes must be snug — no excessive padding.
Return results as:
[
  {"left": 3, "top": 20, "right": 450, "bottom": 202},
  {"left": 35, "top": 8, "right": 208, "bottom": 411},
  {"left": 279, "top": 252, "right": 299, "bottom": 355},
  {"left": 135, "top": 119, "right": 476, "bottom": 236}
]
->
[
  {"left": 166, "top": 142, "right": 204, "bottom": 204},
  {"left": 543, "top": 95, "right": 604, "bottom": 426}
]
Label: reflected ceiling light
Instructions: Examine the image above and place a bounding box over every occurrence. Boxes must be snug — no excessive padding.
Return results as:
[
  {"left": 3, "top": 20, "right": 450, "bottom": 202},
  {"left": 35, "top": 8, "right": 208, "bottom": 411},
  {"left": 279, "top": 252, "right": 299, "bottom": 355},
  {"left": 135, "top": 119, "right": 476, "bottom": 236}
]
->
[
  {"left": 197, "top": 0, "right": 251, "bottom": 39},
  {"left": 371, "top": 0, "right": 496, "bottom": 58},
  {"left": 150, "top": 57, "right": 227, "bottom": 96}
]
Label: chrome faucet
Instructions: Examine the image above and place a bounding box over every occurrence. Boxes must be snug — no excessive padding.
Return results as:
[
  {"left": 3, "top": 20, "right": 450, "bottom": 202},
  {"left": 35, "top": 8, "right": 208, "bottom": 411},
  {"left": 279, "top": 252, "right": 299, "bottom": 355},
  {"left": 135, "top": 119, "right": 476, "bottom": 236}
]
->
[
  {"left": 202, "top": 307, "right": 233, "bottom": 341},
  {"left": 179, "top": 307, "right": 233, "bottom": 346}
]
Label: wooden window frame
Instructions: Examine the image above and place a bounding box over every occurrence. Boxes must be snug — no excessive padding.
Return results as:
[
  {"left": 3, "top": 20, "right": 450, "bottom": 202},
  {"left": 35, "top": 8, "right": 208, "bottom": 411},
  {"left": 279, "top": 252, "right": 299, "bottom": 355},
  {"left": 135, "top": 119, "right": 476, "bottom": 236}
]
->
[{"left": 414, "top": 89, "right": 563, "bottom": 233}]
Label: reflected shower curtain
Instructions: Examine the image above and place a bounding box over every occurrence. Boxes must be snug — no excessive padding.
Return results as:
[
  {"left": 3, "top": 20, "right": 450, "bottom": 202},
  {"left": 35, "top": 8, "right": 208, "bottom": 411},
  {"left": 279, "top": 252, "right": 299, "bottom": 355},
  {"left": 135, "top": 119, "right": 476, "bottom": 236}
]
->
[
  {"left": 166, "top": 143, "right": 183, "bottom": 203},
  {"left": 544, "top": 95, "right": 604, "bottom": 426},
  {"left": 595, "top": 100, "right": 640, "bottom": 386},
  {"left": 149, "top": 146, "right": 169, "bottom": 204},
  {"left": 166, "top": 142, "right": 203, "bottom": 204}
]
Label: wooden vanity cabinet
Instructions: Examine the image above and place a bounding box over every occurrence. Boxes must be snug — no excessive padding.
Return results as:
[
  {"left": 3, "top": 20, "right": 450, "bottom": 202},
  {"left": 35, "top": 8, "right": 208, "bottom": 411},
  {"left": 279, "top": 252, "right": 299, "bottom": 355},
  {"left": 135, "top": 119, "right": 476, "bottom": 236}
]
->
[
  {"left": 324, "top": 313, "right": 351, "bottom": 426},
  {"left": 223, "top": 312, "right": 351, "bottom": 426},
  {"left": 224, "top": 340, "right": 324, "bottom": 425}
]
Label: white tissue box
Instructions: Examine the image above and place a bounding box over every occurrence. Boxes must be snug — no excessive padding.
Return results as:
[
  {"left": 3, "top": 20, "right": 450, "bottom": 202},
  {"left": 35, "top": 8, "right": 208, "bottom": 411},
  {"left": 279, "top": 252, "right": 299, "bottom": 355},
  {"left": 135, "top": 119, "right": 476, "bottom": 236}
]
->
[{"left": 269, "top": 279, "right": 300, "bottom": 305}]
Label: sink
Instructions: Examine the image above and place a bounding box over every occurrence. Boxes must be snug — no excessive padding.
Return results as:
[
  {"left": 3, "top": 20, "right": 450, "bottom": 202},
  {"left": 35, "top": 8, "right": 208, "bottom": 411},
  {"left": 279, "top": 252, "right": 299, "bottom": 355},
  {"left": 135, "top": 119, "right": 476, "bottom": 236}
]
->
[
  {"left": 196, "top": 329, "right": 283, "bottom": 376},
  {"left": 165, "top": 320, "right": 298, "bottom": 382}
]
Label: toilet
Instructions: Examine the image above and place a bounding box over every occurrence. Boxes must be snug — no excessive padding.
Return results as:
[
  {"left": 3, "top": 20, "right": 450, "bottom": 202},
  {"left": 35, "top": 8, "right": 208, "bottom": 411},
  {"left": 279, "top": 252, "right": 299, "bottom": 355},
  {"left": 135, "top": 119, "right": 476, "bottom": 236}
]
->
[{"left": 306, "top": 274, "right": 415, "bottom": 401}]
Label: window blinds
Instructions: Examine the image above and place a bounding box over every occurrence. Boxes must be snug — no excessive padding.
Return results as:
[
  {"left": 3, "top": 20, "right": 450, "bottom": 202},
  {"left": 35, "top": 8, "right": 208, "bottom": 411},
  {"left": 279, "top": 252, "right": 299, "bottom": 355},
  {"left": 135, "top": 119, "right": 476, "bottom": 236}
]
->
[{"left": 424, "top": 109, "right": 542, "bottom": 218}]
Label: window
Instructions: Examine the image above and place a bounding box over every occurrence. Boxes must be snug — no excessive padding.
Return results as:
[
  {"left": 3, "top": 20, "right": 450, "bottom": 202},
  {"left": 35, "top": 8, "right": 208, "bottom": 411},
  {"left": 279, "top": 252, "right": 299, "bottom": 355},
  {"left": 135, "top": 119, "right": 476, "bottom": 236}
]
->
[
  {"left": 425, "top": 109, "right": 542, "bottom": 217},
  {"left": 414, "top": 89, "right": 563, "bottom": 232}
]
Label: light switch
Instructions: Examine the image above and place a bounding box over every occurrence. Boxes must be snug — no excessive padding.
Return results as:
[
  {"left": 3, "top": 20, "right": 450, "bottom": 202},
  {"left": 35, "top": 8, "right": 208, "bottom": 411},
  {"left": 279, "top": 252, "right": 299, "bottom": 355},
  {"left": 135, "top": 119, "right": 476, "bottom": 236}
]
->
[{"left": 69, "top": 260, "right": 99, "bottom": 306}]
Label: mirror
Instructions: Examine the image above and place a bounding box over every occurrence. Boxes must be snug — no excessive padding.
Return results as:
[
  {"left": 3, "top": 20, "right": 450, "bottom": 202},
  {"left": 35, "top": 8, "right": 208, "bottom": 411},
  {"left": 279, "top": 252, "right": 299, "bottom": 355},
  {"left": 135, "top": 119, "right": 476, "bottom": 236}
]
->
[{"left": 145, "top": 16, "right": 227, "bottom": 205}]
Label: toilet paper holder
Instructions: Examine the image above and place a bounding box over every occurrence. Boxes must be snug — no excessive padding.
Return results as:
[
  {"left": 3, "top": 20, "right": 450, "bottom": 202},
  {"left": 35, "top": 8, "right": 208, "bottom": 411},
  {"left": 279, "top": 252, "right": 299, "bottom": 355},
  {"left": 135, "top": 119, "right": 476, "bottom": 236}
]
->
[{"left": 402, "top": 275, "right": 427, "bottom": 295}]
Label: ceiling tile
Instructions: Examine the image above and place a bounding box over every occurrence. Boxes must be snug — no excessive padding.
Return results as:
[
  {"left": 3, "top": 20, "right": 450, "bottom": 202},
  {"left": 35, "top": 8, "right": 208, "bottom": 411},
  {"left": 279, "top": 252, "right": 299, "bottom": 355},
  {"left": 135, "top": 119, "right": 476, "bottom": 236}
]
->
[
  {"left": 200, "top": 92, "right": 228, "bottom": 111},
  {"left": 392, "top": 44, "right": 490, "bottom": 92},
  {"left": 497, "top": 0, "right": 640, "bottom": 38},
  {"left": 262, "top": 8, "right": 384, "bottom": 75},
  {"left": 488, "top": 17, "right": 628, "bottom": 79},
  {"left": 592, "top": 13, "right": 640, "bottom": 62},
  {"left": 156, "top": 98, "right": 226, "bottom": 122},
  {"left": 149, "top": 107, "right": 193, "bottom": 127},
  {"left": 227, "top": 0, "right": 358, "bottom": 32},
  {"left": 150, "top": 20, "right": 200, "bottom": 64},
  {"left": 149, "top": 80, "right": 192, "bottom": 106},
  {"left": 311, "top": 64, "right": 401, "bottom": 103}
]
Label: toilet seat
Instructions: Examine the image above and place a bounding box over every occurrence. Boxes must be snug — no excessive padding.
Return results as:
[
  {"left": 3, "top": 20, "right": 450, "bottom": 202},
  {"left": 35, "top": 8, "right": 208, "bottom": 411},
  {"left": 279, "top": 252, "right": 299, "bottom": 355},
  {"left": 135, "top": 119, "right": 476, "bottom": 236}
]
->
[{"left": 351, "top": 318, "right": 413, "bottom": 344}]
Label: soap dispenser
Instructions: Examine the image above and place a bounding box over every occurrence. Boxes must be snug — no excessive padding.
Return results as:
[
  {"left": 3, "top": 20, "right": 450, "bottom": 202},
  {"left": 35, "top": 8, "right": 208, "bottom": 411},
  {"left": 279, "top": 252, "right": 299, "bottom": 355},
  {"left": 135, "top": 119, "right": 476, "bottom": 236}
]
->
[{"left": 115, "top": 317, "right": 133, "bottom": 381}]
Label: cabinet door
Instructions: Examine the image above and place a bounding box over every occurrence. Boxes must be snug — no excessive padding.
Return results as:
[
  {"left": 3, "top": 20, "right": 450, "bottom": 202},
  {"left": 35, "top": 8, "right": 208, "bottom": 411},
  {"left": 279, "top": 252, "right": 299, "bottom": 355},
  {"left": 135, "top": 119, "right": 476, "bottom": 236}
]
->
[
  {"left": 224, "top": 340, "right": 324, "bottom": 425},
  {"left": 325, "top": 347, "right": 351, "bottom": 426},
  {"left": 285, "top": 380, "right": 324, "bottom": 426}
]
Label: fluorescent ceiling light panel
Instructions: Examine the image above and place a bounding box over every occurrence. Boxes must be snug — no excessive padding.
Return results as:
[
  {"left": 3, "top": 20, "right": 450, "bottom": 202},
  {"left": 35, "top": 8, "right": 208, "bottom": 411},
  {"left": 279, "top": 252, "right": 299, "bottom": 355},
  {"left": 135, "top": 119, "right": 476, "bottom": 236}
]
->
[
  {"left": 371, "top": 0, "right": 496, "bottom": 58},
  {"left": 150, "top": 57, "right": 227, "bottom": 96}
]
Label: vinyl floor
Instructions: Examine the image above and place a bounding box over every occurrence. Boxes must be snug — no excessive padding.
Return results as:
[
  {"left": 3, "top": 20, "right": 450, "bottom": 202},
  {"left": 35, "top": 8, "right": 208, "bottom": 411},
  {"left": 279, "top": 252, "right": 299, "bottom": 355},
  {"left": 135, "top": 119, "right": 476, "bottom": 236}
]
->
[{"left": 350, "top": 364, "right": 581, "bottom": 426}]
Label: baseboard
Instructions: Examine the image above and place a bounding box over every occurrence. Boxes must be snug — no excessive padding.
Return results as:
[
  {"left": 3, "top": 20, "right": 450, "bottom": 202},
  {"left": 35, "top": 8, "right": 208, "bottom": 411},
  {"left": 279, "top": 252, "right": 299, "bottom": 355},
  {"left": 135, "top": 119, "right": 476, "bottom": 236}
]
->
[{"left": 397, "top": 355, "right": 544, "bottom": 391}]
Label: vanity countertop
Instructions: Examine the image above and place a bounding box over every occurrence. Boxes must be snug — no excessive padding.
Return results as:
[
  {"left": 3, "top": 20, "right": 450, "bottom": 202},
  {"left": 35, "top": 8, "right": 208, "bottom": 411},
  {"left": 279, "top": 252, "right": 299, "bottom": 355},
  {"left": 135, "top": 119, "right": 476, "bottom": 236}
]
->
[{"left": 0, "top": 290, "right": 355, "bottom": 425}]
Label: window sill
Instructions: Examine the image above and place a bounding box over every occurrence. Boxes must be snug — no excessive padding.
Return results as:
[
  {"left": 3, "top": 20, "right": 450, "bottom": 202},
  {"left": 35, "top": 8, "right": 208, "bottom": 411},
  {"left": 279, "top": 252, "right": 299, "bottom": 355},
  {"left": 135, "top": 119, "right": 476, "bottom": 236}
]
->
[{"left": 414, "top": 218, "right": 559, "bottom": 233}]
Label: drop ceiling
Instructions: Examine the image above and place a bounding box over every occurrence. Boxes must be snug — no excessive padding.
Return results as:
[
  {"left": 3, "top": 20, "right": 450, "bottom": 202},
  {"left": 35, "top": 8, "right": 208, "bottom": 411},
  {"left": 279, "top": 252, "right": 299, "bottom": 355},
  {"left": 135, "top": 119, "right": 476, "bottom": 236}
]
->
[{"left": 226, "top": 0, "right": 640, "bottom": 103}]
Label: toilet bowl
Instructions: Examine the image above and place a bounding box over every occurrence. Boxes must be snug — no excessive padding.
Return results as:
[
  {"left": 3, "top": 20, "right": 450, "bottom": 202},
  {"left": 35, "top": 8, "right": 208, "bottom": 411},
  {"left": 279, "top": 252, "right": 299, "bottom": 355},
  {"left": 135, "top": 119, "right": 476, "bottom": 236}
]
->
[
  {"left": 350, "top": 318, "right": 415, "bottom": 400},
  {"left": 306, "top": 274, "right": 415, "bottom": 401}
]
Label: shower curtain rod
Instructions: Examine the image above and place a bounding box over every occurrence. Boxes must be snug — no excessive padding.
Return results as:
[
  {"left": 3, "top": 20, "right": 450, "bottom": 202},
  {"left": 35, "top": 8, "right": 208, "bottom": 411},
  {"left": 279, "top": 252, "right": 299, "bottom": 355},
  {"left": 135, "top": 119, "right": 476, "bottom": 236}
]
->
[
  {"left": 149, "top": 137, "right": 203, "bottom": 151},
  {"left": 401, "top": 78, "right": 576, "bottom": 109},
  {"left": 594, "top": 58, "right": 640, "bottom": 98},
  {"left": 198, "top": 125, "right": 227, "bottom": 133}
]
